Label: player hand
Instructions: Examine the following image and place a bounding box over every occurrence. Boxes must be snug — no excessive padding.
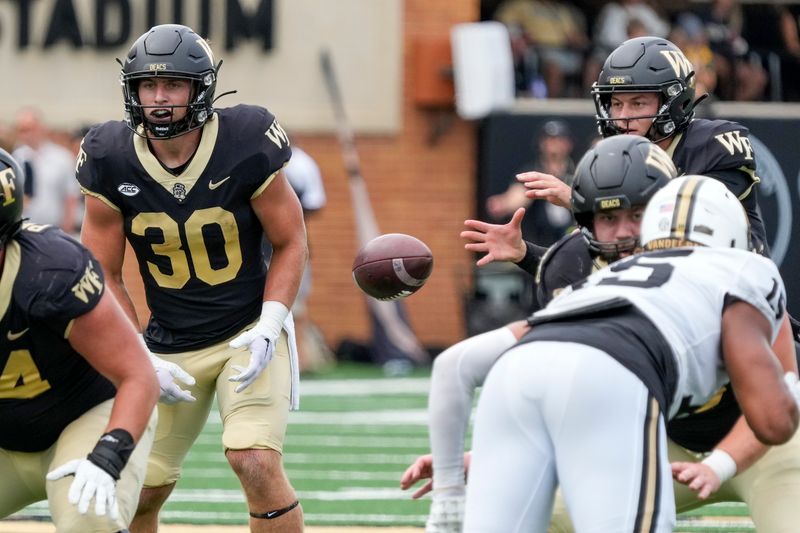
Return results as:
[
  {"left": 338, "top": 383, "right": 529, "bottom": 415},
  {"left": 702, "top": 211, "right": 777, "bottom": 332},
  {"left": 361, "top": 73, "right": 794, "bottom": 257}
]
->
[
  {"left": 46, "top": 458, "right": 119, "bottom": 520},
  {"left": 228, "top": 301, "right": 289, "bottom": 393},
  {"left": 461, "top": 208, "right": 527, "bottom": 267},
  {"left": 400, "top": 454, "right": 434, "bottom": 499},
  {"left": 138, "top": 334, "right": 195, "bottom": 404},
  {"left": 671, "top": 461, "right": 722, "bottom": 500},
  {"left": 517, "top": 171, "right": 572, "bottom": 209},
  {"left": 149, "top": 353, "right": 196, "bottom": 404}
]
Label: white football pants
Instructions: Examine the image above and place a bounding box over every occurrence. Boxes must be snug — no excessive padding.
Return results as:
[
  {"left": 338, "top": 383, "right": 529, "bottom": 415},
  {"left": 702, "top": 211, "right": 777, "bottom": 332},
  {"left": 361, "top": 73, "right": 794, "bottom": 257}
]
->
[{"left": 463, "top": 341, "right": 675, "bottom": 533}]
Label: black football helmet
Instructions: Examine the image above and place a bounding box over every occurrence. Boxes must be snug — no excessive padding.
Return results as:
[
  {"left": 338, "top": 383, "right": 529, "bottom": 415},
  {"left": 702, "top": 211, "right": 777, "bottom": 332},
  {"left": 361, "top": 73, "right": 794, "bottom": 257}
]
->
[
  {"left": 0, "top": 149, "right": 24, "bottom": 248},
  {"left": 571, "top": 134, "right": 677, "bottom": 260},
  {"left": 120, "top": 24, "right": 218, "bottom": 139},
  {"left": 592, "top": 37, "right": 706, "bottom": 142}
]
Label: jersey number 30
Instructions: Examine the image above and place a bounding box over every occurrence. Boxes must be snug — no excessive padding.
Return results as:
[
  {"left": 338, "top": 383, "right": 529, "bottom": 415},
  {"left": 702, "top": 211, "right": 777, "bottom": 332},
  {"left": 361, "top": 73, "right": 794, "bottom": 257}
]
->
[{"left": 132, "top": 206, "right": 243, "bottom": 289}]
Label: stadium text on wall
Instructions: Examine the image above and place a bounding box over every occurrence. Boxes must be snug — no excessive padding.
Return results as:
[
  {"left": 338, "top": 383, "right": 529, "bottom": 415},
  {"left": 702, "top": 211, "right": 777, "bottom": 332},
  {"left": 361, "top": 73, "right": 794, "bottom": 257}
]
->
[{"left": 9, "top": 0, "right": 274, "bottom": 51}]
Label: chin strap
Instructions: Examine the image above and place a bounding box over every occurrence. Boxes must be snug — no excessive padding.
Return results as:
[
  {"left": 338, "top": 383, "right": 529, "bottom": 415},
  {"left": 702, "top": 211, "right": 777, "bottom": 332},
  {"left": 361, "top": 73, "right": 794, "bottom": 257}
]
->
[{"left": 249, "top": 499, "right": 299, "bottom": 519}]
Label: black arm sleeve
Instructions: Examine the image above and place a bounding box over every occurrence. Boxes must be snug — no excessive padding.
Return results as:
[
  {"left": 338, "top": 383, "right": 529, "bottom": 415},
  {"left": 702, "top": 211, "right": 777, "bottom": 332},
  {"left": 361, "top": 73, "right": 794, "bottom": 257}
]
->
[{"left": 514, "top": 240, "right": 549, "bottom": 275}]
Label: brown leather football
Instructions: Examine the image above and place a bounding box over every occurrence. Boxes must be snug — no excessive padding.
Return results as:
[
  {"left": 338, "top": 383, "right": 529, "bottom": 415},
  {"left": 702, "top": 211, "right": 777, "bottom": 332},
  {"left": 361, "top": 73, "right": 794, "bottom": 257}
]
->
[{"left": 352, "top": 234, "right": 433, "bottom": 300}]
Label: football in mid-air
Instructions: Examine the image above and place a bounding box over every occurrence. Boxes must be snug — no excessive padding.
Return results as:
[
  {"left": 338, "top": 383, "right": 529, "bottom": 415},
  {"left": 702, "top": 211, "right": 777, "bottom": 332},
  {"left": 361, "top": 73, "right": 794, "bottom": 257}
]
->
[{"left": 352, "top": 233, "right": 434, "bottom": 300}]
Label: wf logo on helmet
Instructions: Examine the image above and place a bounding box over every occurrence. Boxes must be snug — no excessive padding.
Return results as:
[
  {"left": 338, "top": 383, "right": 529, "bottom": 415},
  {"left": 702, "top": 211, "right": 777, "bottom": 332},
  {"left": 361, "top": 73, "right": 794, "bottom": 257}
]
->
[{"left": 660, "top": 50, "right": 692, "bottom": 79}]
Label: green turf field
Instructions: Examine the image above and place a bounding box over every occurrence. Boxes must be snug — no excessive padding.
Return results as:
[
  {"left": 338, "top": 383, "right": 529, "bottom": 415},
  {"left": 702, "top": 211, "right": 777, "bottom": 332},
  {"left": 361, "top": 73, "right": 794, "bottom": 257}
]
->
[{"left": 13, "top": 362, "right": 754, "bottom": 531}]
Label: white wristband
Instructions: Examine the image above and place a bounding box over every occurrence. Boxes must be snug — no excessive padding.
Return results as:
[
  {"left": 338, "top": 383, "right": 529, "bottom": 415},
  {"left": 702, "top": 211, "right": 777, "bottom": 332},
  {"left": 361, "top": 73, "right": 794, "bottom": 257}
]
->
[
  {"left": 258, "top": 301, "right": 290, "bottom": 339},
  {"left": 702, "top": 449, "right": 737, "bottom": 483}
]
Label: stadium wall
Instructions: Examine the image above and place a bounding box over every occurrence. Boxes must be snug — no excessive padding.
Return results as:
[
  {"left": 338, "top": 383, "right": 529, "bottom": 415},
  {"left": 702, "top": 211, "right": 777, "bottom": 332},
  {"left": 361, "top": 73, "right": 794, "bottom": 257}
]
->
[{"left": 0, "top": 0, "right": 480, "bottom": 352}]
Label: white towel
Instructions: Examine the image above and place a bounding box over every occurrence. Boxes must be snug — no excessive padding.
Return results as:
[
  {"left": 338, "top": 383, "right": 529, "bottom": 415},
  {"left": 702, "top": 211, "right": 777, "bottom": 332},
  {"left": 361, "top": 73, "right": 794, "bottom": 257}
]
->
[{"left": 282, "top": 312, "right": 300, "bottom": 410}]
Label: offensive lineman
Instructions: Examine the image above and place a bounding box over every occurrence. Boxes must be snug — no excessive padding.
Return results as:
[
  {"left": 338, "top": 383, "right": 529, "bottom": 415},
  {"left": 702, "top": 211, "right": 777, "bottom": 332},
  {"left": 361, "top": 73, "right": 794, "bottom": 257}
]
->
[
  {"left": 464, "top": 175, "right": 799, "bottom": 532},
  {"left": 77, "top": 25, "right": 307, "bottom": 532},
  {"left": 0, "top": 148, "right": 159, "bottom": 531},
  {"left": 405, "top": 135, "right": 678, "bottom": 531},
  {"left": 404, "top": 135, "right": 800, "bottom": 533}
]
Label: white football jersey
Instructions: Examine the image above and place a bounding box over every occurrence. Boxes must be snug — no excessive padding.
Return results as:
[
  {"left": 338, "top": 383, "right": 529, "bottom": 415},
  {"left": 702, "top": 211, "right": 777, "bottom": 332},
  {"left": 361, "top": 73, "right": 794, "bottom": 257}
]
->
[{"left": 534, "top": 247, "right": 786, "bottom": 419}]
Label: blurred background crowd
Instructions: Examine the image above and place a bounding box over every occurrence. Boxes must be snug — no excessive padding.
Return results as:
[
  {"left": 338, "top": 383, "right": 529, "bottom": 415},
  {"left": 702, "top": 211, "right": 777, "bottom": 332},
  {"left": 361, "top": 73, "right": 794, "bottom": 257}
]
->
[{"left": 485, "top": 0, "right": 800, "bottom": 102}]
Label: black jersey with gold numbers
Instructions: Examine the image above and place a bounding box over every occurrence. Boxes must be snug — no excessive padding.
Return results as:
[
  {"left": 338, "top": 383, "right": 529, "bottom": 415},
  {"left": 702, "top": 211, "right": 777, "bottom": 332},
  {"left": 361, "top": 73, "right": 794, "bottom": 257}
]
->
[
  {"left": 0, "top": 223, "right": 115, "bottom": 452},
  {"left": 670, "top": 118, "right": 767, "bottom": 254},
  {"left": 77, "top": 105, "right": 292, "bottom": 353}
]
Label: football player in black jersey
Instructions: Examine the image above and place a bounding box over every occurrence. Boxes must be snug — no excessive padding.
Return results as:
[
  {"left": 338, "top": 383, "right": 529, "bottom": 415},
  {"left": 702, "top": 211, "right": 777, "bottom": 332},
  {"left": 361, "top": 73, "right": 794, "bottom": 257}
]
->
[
  {"left": 521, "top": 36, "right": 768, "bottom": 255},
  {"left": 77, "top": 25, "right": 307, "bottom": 532},
  {"left": 0, "top": 149, "right": 158, "bottom": 532}
]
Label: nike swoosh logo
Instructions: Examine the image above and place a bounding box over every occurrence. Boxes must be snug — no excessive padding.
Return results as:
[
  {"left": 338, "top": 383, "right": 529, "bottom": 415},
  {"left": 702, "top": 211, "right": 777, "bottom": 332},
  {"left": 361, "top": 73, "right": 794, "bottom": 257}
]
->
[
  {"left": 266, "top": 511, "right": 278, "bottom": 518},
  {"left": 208, "top": 176, "right": 232, "bottom": 190},
  {"left": 7, "top": 328, "right": 29, "bottom": 341}
]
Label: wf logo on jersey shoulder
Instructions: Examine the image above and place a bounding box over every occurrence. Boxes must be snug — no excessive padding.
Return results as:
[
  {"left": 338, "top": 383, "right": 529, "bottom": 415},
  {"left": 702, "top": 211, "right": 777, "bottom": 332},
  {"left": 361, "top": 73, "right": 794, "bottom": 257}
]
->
[
  {"left": 72, "top": 262, "right": 104, "bottom": 303},
  {"left": 715, "top": 131, "right": 754, "bottom": 160},
  {"left": 265, "top": 120, "right": 289, "bottom": 149}
]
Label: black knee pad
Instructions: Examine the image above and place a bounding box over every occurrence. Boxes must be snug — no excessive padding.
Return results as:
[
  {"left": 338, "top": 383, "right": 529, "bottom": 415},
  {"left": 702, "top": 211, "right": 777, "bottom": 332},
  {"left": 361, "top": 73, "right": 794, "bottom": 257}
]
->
[{"left": 249, "top": 499, "right": 299, "bottom": 519}]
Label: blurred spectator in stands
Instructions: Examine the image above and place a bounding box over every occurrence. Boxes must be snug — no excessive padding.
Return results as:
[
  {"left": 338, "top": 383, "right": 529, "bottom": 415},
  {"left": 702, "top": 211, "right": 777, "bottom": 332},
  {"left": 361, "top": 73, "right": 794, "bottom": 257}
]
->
[
  {"left": 486, "top": 120, "right": 575, "bottom": 246},
  {"left": 668, "top": 18, "right": 719, "bottom": 114},
  {"left": 12, "top": 107, "right": 81, "bottom": 235},
  {"left": 266, "top": 145, "right": 335, "bottom": 373},
  {"left": 693, "top": 0, "right": 766, "bottom": 101},
  {"left": 777, "top": 4, "right": 800, "bottom": 101},
  {"left": 741, "top": 3, "right": 800, "bottom": 101},
  {"left": 494, "top": 0, "right": 589, "bottom": 98},
  {"left": 584, "top": 0, "right": 670, "bottom": 90}
]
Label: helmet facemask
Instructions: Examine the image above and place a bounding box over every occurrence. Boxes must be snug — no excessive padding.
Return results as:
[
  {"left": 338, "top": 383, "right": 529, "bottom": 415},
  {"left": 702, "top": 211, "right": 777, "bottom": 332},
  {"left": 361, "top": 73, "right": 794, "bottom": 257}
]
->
[{"left": 121, "top": 71, "right": 216, "bottom": 139}]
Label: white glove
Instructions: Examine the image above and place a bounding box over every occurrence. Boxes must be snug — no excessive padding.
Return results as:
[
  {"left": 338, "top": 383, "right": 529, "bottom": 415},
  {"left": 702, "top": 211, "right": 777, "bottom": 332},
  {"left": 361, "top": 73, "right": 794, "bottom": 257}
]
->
[
  {"left": 140, "top": 336, "right": 196, "bottom": 404},
  {"left": 426, "top": 492, "right": 466, "bottom": 533},
  {"left": 46, "top": 459, "right": 119, "bottom": 520},
  {"left": 784, "top": 372, "right": 800, "bottom": 406},
  {"left": 228, "top": 301, "right": 289, "bottom": 393}
]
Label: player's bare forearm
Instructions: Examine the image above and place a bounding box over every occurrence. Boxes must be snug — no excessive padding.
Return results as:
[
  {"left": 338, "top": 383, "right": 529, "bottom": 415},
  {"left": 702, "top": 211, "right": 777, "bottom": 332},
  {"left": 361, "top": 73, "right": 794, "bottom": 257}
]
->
[
  {"left": 69, "top": 290, "right": 158, "bottom": 441},
  {"left": 253, "top": 172, "right": 309, "bottom": 307},
  {"left": 713, "top": 415, "right": 770, "bottom": 475},
  {"left": 265, "top": 240, "right": 308, "bottom": 306},
  {"left": 106, "top": 276, "right": 142, "bottom": 330},
  {"left": 723, "top": 302, "right": 799, "bottom": 444},
  {"left": 81, "top": 195, "right": 141, "bottom": 328}
]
